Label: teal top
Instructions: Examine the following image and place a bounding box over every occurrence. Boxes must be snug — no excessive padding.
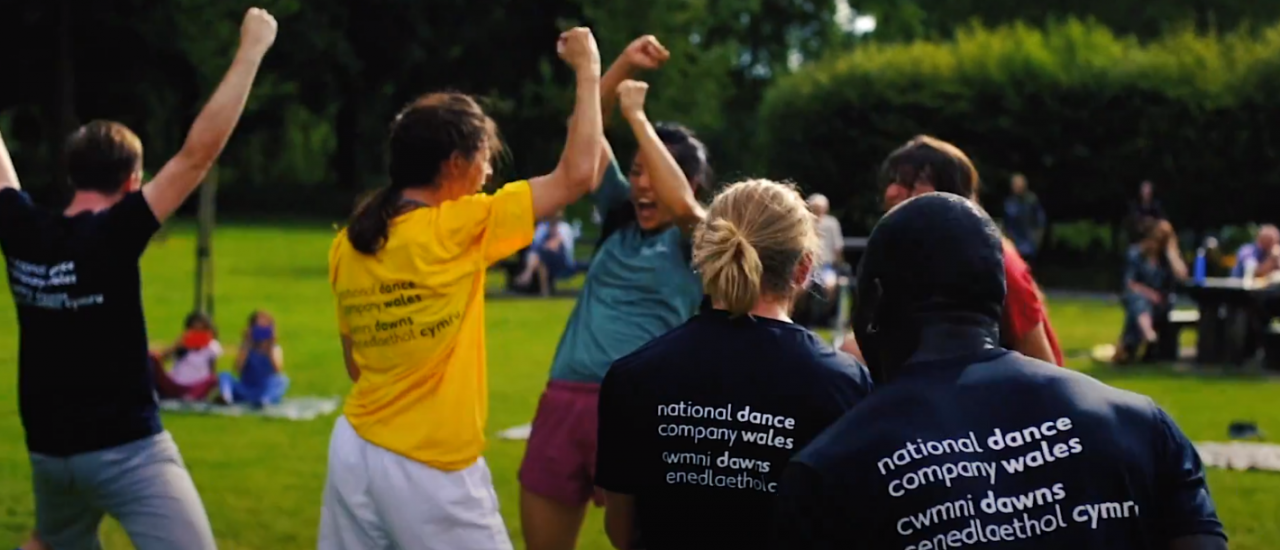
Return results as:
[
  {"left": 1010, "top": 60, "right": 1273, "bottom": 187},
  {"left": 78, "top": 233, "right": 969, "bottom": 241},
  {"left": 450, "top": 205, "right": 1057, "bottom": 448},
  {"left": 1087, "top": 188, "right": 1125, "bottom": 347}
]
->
[{"left": 547, "top": 159, "right": 704, "bottom": 383}]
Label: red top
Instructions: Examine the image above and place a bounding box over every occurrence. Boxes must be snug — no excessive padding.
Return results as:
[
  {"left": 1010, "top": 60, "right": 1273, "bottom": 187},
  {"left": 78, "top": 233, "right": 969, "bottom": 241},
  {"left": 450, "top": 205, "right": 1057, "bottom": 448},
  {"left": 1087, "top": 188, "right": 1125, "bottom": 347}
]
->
[{"left": 1001, "top": 241, "right": 1064, "bottom": 366}]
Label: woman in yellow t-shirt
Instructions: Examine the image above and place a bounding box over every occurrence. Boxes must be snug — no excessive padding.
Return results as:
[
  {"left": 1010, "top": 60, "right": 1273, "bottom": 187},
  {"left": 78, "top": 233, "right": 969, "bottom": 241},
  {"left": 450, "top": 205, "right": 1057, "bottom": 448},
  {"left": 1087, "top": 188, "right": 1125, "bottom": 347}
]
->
[{"left": 319, "top": 28, "right": 603, "bottom": 550}]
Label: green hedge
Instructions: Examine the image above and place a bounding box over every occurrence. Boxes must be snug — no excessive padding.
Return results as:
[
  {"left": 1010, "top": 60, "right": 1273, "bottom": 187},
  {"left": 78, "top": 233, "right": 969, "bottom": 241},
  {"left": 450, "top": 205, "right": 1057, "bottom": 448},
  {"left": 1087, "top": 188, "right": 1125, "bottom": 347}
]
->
[{"left": 758, "top": 19, "right": 1280, "bottom": 234}]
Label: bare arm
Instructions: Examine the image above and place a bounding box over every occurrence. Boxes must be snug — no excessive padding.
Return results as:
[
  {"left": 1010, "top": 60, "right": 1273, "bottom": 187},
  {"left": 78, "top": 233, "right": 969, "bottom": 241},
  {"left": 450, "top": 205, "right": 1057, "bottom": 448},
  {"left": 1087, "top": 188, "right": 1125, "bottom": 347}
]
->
[
  {"left": 1013, "top": 322, "right": 1057, "bottom": 364},
  {"left": 271, "top": 344, "right": 284, "bottom": 373},
  {"left": 619, "top": 81, "right": 704, "bottom": 232},
  {"left": 603, "top": 491, "right": 639, "bottom": 549},
  {"left": 530, "top": 28, "right": 602, "bottom": 220},
  {"left": 594, "top": 36, "right": 669, "bottom": 188},
  {"left": 0, "top": 125, "right": 18, "bottom": 191},
  {"left": 341, "top": 336, "right": 359, "bottom": 382},
  {"left": 142, "top": 8, "right": 276, "bottom": 222},
  {"left": 839, "top": 332, "right": 865, "bottom": 363},
  {"left": 1166, "top": 243, "right": 1189, "bottom": 280}
]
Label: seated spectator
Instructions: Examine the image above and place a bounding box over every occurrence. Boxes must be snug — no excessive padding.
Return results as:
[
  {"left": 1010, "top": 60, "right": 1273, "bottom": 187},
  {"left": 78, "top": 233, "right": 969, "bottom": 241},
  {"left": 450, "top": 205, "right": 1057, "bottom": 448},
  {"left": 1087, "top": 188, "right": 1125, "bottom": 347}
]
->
[
  {"left": 1117, "top": 220, "right": 1188, "bottom": 363},
  {"left": 150, "top": 312, "right": 222, "bottom": 401},
  {"left": 220, "top": 311, "right": 288, "bottom": 406},
  {"left": 595, "top": 179, "right": 872, "bottom": 550},
  {"left": 514, "top": 210, "right": 580, "bottom": 296},
  {"left": 1230, "top": 224, "right": 1280, "bottom": 280},
  {"left": 807, "top": 193, "right": 843, "bottom": 301},
  {"left": 773, "top": 193, "right": 1225, "bottom": 550}
]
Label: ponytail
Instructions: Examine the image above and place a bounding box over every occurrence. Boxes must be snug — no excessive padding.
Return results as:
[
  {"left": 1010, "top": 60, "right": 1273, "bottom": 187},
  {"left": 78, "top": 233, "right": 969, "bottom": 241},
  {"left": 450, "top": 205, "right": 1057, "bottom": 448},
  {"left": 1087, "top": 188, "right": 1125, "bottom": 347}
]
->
[
  {"left": 694, "top": 179, "right": 822, "bottom": 317},
  {"left": 695, "top": 217, "right": 763, "bottom": 316},
  {"left": 347, "top": 187, "right": 402, "bottom": 255}
]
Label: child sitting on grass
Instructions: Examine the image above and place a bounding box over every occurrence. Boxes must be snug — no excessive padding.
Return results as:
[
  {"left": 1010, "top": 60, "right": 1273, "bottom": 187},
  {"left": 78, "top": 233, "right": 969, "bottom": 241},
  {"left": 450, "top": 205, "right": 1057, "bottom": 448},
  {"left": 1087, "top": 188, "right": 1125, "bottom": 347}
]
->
[
  {"left": 150, "top": 312, "right": 222, "bottom": 401},
  {"left": 219, "top": 310, "right": 289, "bottom": 406}
]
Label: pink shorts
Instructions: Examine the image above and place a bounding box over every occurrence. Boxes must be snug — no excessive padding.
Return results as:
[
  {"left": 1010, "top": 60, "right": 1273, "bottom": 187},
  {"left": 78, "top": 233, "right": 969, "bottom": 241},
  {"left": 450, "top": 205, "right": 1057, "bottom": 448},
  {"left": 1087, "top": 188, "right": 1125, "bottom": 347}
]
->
[{"left": 518, "top": 380, "right": 604, "bottom": 507}]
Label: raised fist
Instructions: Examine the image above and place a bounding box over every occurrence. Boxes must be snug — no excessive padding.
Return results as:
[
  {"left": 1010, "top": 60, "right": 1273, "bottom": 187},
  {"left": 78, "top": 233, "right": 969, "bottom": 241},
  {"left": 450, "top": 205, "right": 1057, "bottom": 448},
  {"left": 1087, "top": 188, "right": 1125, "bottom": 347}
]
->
[
  {"left": 618, "top": 80, "right": 649, "bottom": 119},
  {"left": 240, "top": 8, "right": 278, "bottom": 58},
  {"left": 557, "top": 27, "right": 601, "bottom": 77},
  {"left": 621, "top": 35, "right": 670, "bottom": 71}
]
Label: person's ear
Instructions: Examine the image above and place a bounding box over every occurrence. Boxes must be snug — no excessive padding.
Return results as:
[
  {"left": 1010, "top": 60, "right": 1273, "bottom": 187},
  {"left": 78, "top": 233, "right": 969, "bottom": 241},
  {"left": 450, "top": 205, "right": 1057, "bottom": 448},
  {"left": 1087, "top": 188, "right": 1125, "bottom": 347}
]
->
[
  {"left": 125, "top": 170, "right": 143, "bottom": 193},
  {"left": 792, "top": 255, "right": 813, "bottom": 290}
]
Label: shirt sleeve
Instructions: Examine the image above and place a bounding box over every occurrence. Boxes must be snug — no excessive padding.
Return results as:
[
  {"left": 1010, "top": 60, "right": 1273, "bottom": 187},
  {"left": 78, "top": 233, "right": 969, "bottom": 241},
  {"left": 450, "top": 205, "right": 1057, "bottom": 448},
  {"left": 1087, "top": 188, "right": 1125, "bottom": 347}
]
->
[
  {"left": 100, "top": 191, "right": 162, "bottom": 258},
  {"left": 1150, "top": 406, "right": 1226, "bottom": 542},
  {"left": 595, "top": 366, "right": 642, "bottom": 494},
  {"left": 328, "top": 235, "right": 351, "bottom": 336},
  {"left": 1001, "top": 248, "right": 1045, "bottom": 346},
  {"left": 0, "top": 188, "right": 35, "bottom": 246},
  {"left": 593, "top": 156, "right": 632, "bottom": 214},
  {"left": 209, "top": 340, "right": 224, "bottom": 358},
  {"left": 481, "top": 181, "right": 536, "bottom": 265},
  {"left": 435, "top": 181, "right": 536, "bottom": 266}
]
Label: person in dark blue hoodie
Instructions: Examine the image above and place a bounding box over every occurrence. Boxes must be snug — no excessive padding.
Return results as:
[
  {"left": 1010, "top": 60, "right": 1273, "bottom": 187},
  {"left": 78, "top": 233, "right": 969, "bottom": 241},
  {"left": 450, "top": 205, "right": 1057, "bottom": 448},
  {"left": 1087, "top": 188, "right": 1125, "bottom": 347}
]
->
[{"left": 773, "top": 193, "right": 1226, "bottom": 550}]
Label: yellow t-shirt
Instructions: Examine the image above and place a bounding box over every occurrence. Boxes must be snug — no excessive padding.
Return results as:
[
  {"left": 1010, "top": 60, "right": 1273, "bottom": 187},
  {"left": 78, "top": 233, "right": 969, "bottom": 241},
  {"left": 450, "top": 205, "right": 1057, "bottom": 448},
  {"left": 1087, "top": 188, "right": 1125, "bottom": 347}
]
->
[{"left": 329, "top": 181, "right": 534, "bottom": 470}]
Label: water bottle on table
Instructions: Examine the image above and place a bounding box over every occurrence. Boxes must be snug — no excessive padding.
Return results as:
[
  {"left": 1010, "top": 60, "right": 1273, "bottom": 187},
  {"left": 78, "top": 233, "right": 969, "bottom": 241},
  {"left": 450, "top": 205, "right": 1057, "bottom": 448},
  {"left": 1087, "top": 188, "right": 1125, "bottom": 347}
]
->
[{"left": 1193, "top": 247, "right": 1207, "bottom": 285}]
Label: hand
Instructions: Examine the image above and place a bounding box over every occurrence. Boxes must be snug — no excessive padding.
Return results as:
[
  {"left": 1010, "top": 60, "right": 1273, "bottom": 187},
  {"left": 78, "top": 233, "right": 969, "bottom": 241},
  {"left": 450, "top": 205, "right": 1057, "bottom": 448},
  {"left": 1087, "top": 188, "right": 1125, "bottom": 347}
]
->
[
  {"left": 620, "top": 35, "right": 670, "bottom": 71},
  {"left": 558, "top": 27, "right": 601, "bottom": 77},
  {"left": 239, "top": 8, "right": 278, "bottom": 59},
  {"left": 618, "top": 80, "right": 648, "bottom": 120}
]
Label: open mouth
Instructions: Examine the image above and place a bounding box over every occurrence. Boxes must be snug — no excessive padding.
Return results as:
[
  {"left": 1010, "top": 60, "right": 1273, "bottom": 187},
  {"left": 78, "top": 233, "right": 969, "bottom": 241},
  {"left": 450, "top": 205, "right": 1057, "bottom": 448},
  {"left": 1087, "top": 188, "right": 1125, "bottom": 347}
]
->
[{"left": 634, "top": 198, "right": 658, "bottom": 215}]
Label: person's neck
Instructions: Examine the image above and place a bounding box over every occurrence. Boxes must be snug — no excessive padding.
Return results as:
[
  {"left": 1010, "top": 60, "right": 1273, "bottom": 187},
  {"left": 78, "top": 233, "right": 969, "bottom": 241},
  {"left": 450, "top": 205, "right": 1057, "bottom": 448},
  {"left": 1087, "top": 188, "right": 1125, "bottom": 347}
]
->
[
  {"left": 714, "top": 297, "right": 792, "bottom": 323},
  {"left": 902, "top": 322, "right": 998, "bottom": 365},
  {"left": 64, "top": 191, "right": 124, "bottom": 216},
  {"left": 401, "top": 184, "right": 462, "bottom": 208}
]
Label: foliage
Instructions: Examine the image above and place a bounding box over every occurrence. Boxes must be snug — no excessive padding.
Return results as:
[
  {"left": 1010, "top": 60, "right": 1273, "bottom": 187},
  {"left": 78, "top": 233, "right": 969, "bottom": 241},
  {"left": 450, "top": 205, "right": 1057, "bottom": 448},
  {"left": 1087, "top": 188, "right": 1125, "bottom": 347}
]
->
[
  {"left": 855, "top": 0, "right": 1280, "bottom": 41},
  {"left": 759, "top": 19, "right": 1280, "bottom": 233},
  {"left": 0, "top": 0, "right": 835, "bottom": 217}
]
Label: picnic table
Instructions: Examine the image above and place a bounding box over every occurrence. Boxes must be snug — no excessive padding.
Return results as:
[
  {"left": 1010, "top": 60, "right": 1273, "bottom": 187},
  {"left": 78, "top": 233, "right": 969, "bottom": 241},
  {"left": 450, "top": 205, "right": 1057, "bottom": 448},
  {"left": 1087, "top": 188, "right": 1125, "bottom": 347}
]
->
[{"left": 1181, "top": 277, "right": 1280, "bottom": 365}]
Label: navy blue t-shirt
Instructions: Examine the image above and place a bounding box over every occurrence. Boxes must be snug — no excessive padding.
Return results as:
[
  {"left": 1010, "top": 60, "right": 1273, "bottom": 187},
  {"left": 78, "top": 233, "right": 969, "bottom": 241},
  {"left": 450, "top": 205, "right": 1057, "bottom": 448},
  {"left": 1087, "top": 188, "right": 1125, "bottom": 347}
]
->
[
  {"left": 774, "top": 349, "right": 1225, "bottom": 549},
  {"left": 0, "top": 189, "right": 162, "bottom": 456},
  {"left": 596, "top": 310, "right": 873, "bottom": 550}
]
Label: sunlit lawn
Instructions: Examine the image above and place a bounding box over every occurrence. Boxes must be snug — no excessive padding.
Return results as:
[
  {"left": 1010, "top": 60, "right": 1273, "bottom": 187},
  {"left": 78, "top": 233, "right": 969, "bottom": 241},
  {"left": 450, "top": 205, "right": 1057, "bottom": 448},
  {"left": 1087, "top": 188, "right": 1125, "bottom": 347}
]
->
[{"left": 0, "top": 223, "right": 1276, "bottom": 549}]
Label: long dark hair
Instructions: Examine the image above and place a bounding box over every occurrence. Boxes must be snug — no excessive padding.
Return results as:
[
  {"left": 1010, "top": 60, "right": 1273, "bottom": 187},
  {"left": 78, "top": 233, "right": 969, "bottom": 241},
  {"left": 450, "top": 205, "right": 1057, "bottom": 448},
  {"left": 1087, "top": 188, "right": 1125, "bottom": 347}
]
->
[
  {"left": 347, "top": 93, "right": 502, "bottom": 255},
  {"left": 653, "top": 122, "right": 713, "bottom": 195},
  {"left": 597, "top": 123, "right": 713, "bottom": 252}
]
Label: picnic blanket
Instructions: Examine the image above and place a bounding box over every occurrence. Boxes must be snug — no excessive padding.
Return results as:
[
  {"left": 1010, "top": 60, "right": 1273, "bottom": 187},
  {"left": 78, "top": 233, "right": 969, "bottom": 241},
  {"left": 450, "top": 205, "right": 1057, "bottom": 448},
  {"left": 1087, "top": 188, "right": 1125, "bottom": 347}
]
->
[
  {"left": 1195, "top": 441, "right": 1280, "bottom": 473},
  {"left": 158, "top": 396, "right": 342, "bottom": 421},
  {"left": 497, "top": 423, "right": 533, "bottom": 440}
]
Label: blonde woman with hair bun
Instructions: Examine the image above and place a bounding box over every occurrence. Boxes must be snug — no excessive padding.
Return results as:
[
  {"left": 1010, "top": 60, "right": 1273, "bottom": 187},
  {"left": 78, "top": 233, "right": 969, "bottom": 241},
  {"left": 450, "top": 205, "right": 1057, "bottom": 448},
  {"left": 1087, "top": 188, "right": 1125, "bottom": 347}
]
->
[{"left": 594, "top": 178, "right": 873, "bottom": 550}]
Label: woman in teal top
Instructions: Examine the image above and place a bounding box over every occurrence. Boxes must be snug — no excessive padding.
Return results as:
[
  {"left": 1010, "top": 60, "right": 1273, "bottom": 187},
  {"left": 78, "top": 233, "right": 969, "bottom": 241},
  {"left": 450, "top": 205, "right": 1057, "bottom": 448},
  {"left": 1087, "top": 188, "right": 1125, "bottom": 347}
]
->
[{"left": 517, "top": 36, "right": 710, "bottom": 550}]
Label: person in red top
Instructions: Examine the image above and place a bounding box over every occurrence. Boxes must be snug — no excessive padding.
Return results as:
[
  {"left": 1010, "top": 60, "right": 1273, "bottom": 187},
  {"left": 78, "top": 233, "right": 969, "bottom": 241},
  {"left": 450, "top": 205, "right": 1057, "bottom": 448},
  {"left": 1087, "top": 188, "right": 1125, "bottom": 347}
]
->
[{"left": 841, "top": 135, "right": 1063, "bottom": 366}]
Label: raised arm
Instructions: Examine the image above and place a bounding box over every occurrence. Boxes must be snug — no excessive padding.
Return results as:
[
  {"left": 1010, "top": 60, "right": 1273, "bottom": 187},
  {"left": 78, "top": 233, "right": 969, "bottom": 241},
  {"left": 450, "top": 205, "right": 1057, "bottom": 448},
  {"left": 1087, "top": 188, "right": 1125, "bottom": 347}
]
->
[
  {"left": 142, "top": 8, "right": 277, "bottom": 222},
  {"left": 529, "top": 28, "right": 603, "bottom": 220},
  {"left": 594, "top": 36, "right": 670, "bottom": 187},
  {"left": 601, "top": 36, "right": 669, "bottom": 125},
  {"left": 0, "top": 125, "right": 19, "bottom": 192},
  {"left": 618, "top": 80, "right": 704, "bottom": 232}
]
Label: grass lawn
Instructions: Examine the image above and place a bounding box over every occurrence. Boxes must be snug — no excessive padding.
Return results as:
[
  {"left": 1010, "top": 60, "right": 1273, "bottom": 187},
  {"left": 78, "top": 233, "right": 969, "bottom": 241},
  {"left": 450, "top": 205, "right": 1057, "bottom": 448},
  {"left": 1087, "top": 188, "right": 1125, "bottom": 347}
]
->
[{"left": 1, "top": 223, "right": 1277, "bottom": 549}]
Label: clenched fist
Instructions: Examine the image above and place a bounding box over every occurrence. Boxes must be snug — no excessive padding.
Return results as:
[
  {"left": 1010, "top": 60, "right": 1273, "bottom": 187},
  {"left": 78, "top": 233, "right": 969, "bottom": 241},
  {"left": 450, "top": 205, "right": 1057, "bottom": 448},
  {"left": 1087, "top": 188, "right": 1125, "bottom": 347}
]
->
[
  {"left": 618, "top": 80, "right": 649, "bottom": 120},
  {"left": 621, "top": 35, "right": 670, "bottom": 71},
  {"left": 240, "top": 8, "right": 278, "bottom": 59},
  {"left": 557, "top": 27, "right": 601, "bottom": 77}
]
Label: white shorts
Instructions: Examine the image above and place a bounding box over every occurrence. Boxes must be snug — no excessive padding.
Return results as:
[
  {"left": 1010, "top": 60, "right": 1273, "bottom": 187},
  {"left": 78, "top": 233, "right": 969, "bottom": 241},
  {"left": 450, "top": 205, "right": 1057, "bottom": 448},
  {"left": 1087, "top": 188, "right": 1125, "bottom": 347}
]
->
[{"left": 318, "top": 416, "right": 513, "bottom": 550}]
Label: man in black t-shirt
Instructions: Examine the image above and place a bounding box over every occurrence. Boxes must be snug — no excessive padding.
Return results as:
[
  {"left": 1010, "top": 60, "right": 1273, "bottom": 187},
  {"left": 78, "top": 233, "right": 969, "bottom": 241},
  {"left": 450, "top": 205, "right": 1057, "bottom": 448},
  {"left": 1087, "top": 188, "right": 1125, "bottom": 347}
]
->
[
  {"left": 0, "top": 10, "right": 277, "bottom": 550},
  {"left": 774, "top": 193, "right": 1226, "bottom": 550}
]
